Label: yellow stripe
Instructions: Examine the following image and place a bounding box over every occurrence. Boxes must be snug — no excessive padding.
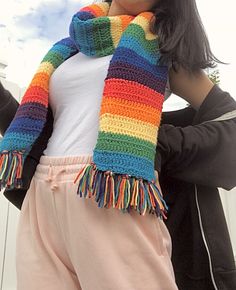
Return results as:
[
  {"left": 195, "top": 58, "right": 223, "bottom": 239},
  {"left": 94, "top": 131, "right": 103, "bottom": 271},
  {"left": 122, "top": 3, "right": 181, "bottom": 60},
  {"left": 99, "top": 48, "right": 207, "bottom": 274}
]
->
[
  {"left": 100, "top": 113, "right": 158, "bottom": 144},
  {"left": 133, "top": 14, "right": 157, "bottom": 41},
  {"left": 36, "top": 62, "right": 55, "bottom": 75},
  {"left": 110, "top": 17, "right": 123, "bottom": 48}
]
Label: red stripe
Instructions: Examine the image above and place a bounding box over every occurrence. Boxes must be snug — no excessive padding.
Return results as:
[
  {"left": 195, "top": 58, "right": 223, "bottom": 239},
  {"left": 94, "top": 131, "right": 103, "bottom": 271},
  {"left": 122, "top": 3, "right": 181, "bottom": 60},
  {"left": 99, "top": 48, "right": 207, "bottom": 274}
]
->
[
  {"left": 103, "top": 78, "right": 164, "bottom": 109},
  {"left": 21, "top": 86, "right": 48, "bottom": 106}
]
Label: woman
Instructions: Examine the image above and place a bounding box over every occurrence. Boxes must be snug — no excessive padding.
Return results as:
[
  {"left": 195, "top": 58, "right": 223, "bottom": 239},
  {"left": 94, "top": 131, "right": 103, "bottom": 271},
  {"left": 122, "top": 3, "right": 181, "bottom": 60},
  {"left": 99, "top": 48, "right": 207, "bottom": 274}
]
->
[
  {"left": 2, "top": 78, "right": 236, "bottom": 290},
  {"left": 2, "top": 1, "right": 234, "bottom": 289}
]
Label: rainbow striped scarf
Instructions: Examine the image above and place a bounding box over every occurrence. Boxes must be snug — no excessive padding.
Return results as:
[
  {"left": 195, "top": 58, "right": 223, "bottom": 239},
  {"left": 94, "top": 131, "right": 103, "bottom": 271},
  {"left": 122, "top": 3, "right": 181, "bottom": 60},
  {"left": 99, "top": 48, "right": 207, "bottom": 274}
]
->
[{"left": 0, "top": 2, "right": 168, "bottom": 218}]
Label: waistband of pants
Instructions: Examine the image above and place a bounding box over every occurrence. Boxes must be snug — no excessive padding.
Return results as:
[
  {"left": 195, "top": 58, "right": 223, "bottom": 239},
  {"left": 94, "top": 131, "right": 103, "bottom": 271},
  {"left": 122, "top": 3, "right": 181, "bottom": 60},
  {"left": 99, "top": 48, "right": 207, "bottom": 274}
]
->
[
  {"left": 34, "top": 154, "right": 93, "bottom": 181},
  {"left": 39, "top": 154, "right": 93, "bottom": 166}
]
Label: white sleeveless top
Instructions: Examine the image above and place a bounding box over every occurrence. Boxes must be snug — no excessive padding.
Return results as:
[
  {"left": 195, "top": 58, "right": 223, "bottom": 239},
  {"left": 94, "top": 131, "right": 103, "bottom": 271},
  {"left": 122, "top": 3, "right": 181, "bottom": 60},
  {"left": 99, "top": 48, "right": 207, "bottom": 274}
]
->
[{"left": 43, "top": 53, "right": 172, "bottom": 156}]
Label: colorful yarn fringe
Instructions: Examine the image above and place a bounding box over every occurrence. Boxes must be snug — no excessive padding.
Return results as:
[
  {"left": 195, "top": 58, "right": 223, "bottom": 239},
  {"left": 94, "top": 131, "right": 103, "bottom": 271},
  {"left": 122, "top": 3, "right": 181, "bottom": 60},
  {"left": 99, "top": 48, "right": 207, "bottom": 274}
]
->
[
  {"left": 0, "top": 37, "right": 78, "bottom": 189},
  {"left": 0, "top": 150, "right": 24, "bottom": 189},
  {"left": 74, "top": 163, "right": 167, "bottom": 218},
  {"left": 0, "top": 2, "right": 168, "bottom": 218}
]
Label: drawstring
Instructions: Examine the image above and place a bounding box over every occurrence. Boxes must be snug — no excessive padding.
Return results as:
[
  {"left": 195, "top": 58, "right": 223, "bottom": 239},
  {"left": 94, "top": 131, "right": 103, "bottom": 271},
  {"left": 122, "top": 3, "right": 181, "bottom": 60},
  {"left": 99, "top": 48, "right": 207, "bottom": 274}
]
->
[
  {"left": 46, "top": 164, "right": 53, "bottom": 182},
  {"left": 46, "top": 164, "right": 66, "bottom": 191}
]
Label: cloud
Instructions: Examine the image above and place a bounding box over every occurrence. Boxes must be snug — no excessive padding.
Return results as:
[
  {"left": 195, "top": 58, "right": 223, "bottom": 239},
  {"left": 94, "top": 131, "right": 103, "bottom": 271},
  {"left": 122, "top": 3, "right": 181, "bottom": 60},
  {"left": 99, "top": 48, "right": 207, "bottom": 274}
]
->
[
  {"left": 1, "top": 0, "right": 236, "bottom": 99},
  {"left": 0, "top": 0, "right": 94, "bottom": 86},
  {"left": 13, "top": 0, "right": 84, "bottom": 42},
  {"left": 2, "top": 0, "right": 91, "bottom": 42}
]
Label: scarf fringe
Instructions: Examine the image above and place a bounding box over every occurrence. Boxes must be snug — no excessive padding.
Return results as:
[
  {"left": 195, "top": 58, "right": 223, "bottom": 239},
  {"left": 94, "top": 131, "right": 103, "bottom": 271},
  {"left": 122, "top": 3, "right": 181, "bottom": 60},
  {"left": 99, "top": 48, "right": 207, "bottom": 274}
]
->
[
  {"left": 0, "top": 151, "right": 24, "bottom": 190},
  {"left": 74, "top": 162, "right": 168, "bottom": 219}
]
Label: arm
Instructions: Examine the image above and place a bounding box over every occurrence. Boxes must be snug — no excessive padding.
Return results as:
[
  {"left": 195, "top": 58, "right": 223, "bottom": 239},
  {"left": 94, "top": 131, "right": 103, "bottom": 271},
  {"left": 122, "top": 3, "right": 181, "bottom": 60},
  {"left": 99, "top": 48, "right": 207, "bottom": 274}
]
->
[
  {"left": 169, "top": 66, "right": 214, "bottom": 110},
  {"left": 0, "top": 82, "right": 19, "bottom": 135},
  {"left": 155, "top": 85, "right": 236, "bottom": 190}
]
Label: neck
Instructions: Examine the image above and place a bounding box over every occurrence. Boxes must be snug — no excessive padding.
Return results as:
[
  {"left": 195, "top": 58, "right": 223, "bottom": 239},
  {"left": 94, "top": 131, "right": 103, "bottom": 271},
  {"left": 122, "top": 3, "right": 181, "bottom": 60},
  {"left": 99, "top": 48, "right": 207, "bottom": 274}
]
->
[{"left": 107, "top": 1, "right": 131, "bottom": 16}]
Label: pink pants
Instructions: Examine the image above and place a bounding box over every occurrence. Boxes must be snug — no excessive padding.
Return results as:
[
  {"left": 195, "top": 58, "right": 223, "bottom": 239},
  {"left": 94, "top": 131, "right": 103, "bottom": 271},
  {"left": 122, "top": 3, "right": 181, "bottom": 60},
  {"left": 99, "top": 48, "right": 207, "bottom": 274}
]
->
[{"left": 16, "top": 155, "right": 178, "bottom": 290}]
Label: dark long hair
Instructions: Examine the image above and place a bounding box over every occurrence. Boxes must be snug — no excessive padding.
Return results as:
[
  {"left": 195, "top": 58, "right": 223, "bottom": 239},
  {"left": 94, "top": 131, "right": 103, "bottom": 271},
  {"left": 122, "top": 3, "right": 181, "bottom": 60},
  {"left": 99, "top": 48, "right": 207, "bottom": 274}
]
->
[{"left": 104, "top": 0, "right": 222, "bottom": 72}]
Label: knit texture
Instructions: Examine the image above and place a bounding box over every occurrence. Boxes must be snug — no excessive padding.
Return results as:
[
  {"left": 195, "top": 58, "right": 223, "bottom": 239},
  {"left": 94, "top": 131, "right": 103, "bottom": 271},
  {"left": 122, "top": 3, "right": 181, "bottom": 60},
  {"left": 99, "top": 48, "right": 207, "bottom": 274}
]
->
[{"left": 0, "top": 2, "right": 168, "bottom": 217}]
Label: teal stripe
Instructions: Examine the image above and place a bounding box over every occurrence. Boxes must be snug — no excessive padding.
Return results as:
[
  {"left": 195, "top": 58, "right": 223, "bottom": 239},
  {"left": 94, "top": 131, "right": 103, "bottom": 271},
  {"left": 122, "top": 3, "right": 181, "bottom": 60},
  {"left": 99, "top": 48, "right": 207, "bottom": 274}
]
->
[
  {"left": 93, "top": 150, "right": 155, "bottom": 181},
  {"left": 52, "top": 44, "right": 76, "bottom": 58},
  {"left": 0, "top": 132, "right": 37, "bottom": 151},
  {"left": 120, "top": 35, "right": 160, "bottom": 65}
]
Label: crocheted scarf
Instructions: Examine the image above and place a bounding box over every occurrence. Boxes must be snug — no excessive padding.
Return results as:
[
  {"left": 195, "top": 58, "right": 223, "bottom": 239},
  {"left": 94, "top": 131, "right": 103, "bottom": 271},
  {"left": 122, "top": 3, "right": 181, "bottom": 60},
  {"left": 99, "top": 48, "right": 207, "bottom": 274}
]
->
[{"left": 0, "top": 2, "right": 168, "bottom": 218}]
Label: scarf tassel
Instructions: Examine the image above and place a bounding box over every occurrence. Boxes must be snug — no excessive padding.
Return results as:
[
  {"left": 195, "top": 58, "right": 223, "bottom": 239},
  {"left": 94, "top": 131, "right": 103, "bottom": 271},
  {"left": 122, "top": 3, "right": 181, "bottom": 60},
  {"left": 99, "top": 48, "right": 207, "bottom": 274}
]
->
[
  {"left": 74, "top": 163, "right": 168, "bottom": 219},
  {"left": 0, "top": 151, "right": 24, "bottom": 190}
]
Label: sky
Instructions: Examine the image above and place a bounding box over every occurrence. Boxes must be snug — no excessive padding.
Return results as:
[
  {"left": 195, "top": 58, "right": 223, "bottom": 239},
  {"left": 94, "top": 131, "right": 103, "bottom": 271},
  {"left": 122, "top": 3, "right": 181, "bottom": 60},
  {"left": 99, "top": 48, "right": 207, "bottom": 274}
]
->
[{"left": 0, "top": 0, "right": 236, "bottom": 107}]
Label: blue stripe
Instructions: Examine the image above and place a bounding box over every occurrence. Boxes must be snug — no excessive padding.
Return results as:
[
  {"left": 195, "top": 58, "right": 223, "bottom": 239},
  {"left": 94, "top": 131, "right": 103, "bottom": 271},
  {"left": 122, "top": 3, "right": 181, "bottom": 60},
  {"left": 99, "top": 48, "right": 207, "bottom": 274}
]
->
[
  {"left": 0, "top": 132, "right": 36, "bottom": 151},
  {"left": 57, "top": 37, "right": 77, "bottom": 48},
  {"left": 119, "top": 35, "right": 160, "bottom": 65},
  {"left": 74, "top": 11, "right": 94, "bottom": 21},
  {"left": 16, "top": 102, "right": 47, "bottom": 112},
  {"left": 6, "top": 128, "right": 40, "bottom": 138},
  {"left": 110, "top": 47, "right": 164, "bottom": 76},
  {"left": 70, "top": 16, "right": 96, "bottom": 56},
  {"left": 52, "top": 44, "right": 77, "bottom": 59},
  {"left": 8, "top": 117, "right": 44, "bottom": 131},
  {"left": 93, "top": 150, "right": 155, "bottom": 182}
]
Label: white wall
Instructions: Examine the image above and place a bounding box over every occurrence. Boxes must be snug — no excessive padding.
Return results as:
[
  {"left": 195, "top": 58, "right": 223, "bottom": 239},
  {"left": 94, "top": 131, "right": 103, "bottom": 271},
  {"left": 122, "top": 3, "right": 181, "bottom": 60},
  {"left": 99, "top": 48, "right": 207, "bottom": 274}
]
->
[
  {"left": 0, "top": 194, "right": 20, "bottom": 290},
  {"left": 0, "top": 77, "right": 21, "bottom": 290},
  {"left": 0, "top": 192, "right": 9, "bottom": 290}
]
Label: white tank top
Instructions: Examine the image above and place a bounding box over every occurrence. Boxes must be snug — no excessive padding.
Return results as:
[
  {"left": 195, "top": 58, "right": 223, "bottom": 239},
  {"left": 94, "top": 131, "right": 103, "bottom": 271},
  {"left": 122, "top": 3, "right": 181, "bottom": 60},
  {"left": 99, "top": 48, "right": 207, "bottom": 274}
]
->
[{"left": 43, "top": 53, "right": 172, "bottom": 156}]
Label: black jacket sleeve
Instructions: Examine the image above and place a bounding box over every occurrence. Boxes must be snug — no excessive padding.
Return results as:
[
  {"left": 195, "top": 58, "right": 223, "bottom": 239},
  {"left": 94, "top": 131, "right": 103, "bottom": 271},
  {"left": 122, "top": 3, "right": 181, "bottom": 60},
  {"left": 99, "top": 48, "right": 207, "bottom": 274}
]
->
[
  {"left": 156, "top": 85, "right": 236, "bottom": 190},
  {"left": 0, "top": 82, "right": 19, "bottom": 135}
]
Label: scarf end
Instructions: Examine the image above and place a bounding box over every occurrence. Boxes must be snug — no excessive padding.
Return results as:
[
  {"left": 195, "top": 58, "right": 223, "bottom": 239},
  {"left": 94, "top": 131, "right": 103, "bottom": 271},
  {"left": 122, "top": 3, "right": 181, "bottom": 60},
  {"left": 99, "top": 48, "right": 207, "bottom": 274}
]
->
[
  {"left": 0, "top": 151, "right": 24, "bottom": 190},
  {"left": 74, "top": 163, "right": 168, "bottom": 219}
]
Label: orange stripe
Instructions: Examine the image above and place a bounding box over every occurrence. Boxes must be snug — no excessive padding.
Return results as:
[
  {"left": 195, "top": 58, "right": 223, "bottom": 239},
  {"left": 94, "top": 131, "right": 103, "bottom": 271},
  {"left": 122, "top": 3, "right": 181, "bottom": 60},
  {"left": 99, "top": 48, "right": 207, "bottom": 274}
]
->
[
  {"left": 83, "top": 4, "right": 105, "bottom": 17},
  {"left": 100, "top": 97, "right": 161, "bottom": 126},
  {"left": 30, "top": 72, "right": 50, "bottom": 92},
  {"left": 141, "top": 12, "right": 153, "bottom": 21},
  {"left": 91, "top": 5, "right": 105, "bottom": 17},
  {"left": 120, "top": 15, "right": 135, "bottom": 30}
]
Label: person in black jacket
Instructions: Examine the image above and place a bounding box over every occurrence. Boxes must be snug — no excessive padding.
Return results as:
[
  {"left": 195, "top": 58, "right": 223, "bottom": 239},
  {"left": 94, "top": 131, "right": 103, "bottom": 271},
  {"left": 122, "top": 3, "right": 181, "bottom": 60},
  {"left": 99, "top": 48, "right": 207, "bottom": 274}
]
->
[
  {"left": 157, "top": 85, "right": 236, "bottom": 290},
  {"left": 0, "top": 81, "right": 19, "bottom": 136},
  {"left": 0, "top": 80, "right": 53, "bottom": 207},
  {"left": 1, "top": 79, "right": 236, "bottom": 289}
]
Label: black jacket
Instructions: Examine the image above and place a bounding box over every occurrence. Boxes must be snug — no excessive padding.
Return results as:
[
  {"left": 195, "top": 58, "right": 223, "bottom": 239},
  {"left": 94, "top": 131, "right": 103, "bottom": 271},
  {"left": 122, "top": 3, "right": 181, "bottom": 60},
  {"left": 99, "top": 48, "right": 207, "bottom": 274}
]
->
[
  {"left": 0, "top": 82, "right": 19, "bottom": 136},
  {"left": 1, "top": 82, "right": 236, "bottom": 290},
  {"left": 157, "top": 85, "right": 236, "bottom": 290}
]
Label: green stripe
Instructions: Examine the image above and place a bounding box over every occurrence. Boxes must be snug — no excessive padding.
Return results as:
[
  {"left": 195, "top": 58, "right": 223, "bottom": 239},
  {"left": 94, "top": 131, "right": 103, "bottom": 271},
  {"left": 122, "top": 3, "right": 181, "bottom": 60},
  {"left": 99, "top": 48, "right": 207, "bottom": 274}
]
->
[
  {"left": 93, "top": 18, "right": 114, "bottom": 56},
  {"left": 41, "top": 51, "right": 64, "bottom": 68},
  {"left": 96, "top": 131, "right": 156, "bottom": 161},
  {"left": 126, "top": 23, "right": 159, "bottom": 52}
]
